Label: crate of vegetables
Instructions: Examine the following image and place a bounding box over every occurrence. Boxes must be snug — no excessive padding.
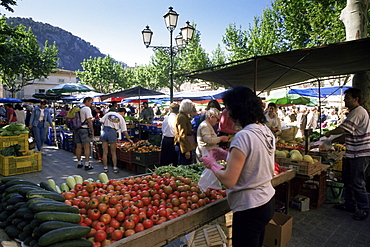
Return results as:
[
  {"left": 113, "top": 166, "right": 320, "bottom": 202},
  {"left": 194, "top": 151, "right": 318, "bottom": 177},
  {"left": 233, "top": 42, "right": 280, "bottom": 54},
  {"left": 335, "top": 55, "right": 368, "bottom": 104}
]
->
[
  {"left": 0, "top": 151, "right": 42, "bottom": 176},
  {"left": 132, "top": 151, "right": 160, "bottom": 166},
  {"left": 117, "top": 148, "right": 132, "bottom": 164},
  {"left": 0, "top": 134, "right": 29, "bottom": 152}
]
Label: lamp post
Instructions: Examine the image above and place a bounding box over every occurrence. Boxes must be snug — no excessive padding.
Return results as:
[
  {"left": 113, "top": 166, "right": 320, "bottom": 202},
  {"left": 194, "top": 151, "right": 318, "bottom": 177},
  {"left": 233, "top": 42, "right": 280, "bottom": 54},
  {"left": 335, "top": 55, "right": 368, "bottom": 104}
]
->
[
  {"left": 4, "top": 80, "right": 22, "bottom": 98},
  {"left": 142, "top": 7, "right": 194, "bottom": 102}
]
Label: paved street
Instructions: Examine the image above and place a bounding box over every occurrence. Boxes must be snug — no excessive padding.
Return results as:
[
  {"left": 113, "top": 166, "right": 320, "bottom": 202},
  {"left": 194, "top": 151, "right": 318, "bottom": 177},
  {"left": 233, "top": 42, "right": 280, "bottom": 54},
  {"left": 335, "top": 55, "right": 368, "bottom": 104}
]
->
[{"left": 1, "top": 145, "right": 370, "bottom": 246}]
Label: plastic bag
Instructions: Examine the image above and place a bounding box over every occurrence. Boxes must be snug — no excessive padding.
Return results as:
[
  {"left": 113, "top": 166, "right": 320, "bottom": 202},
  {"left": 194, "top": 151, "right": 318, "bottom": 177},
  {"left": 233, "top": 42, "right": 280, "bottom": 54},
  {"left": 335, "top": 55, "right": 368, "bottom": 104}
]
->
[{"left": 198, "top": 168, "right": 222, "bottom": 192}]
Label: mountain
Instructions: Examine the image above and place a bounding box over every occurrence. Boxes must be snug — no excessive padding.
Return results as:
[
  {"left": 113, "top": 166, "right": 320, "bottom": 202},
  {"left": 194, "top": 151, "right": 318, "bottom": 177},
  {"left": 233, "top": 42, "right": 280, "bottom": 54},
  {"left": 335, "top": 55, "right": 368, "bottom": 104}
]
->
[{"left": 5, "top": 17, "right": 126, "bottom": 71}]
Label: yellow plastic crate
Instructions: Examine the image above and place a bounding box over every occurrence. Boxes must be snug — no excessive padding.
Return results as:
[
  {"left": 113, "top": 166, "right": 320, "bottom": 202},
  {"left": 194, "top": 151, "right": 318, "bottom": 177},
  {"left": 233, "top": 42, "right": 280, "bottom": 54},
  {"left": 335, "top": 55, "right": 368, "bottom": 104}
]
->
[
  {"left": 0, "top": 151, "right": 42, "bottom": 176},
  {"left": 0, "top": 134, "right": 29, "bottom": 152}
]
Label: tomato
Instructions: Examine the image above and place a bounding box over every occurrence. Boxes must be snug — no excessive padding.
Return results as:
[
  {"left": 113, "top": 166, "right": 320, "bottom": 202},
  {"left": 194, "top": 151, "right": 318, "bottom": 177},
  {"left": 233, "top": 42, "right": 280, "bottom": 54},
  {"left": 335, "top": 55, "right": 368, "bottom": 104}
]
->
[
  {"left": 100, "top": 213, "right": 112, "bottom": 225},
  {"left": 171, "top": 198, "right": 180, "bottom": 206},
  {"left": 64, "top": 192, "right": 76, "bottom": 200},
  {"left": 72, "top": 198, "right": 81, "bottom": 206},
  {"left": 84, "top": 217, "right": 92, "bottom": 226},
  {"left": 109, "top": 195, "right": 119, "bottom": 205},
  {"left": 93, "top": 242, "right": 102, "bottom": 247},
  {"left": 130, "top": 206, "right": 139, "bottom": 215},
  {"left": 89, "top": 198, "right": 99, "bottom": 209},
  {"left": 134, "top": 200, "right": 143, "bottom": 208},
  {"left": 115, "top": 211, "right": 125, "bottom": 222},
  {"left": 79, "top": 201, "right": 87, "bottom": 208},
  {"left": 101, "top": 239, "right": 112, "bottom": 246},
  {"left": 94, "top": 221, "right": 106, "bottom": 231},
  {"left": 98, "top": 203, "right": 108, "bottom": 213},
  {"left": 143, "top": 219, "right": 154, "bottom": 229},
  {"left": 191, "top": 203, "right": 199, "bottom": 210},
  {"left": 75, "top": 183, "right": 83, "bottom": 191},
  {"left": 197, "top": 199, "right": 206, "bottom": 207},
  {"left": 138, "top": 211, "right": 147, "bottom": 222},
  {"left": 125, "top": 229, "right": 136, "bottom": 237},
  {"left": 122, "top": 219, "right": 135, "bottom": 229},
  {"left": 129, "top": 214, "right": 139, "bottom": 224},
  {"left": 87, "top": 227, "right": 96, "bottom": 238},
  {"left": 145, "top": 208, "right": 154, "bottom": 218},
  {"left": 86, "top": 183, "right": 96, "bottom": 193},
  {"left": 107, "top": 207, "right": 118, "bottom": 218},
  {"left": 158, "top": 208, "right": 167, "bottom": 217},
  {"left": 106, "top": 226, "right": 115, "bottom": 236},
  {"left": 190, "top": 195, "right": 199, "bottom": 203},
  {"left": 99, "top": 194, "right": 109, "bottom": 203},
  {"left": 134, "top": 223, "right": 145, "bottom": 232},
  {"left": 88, "top": 209, "right": 101, "bottom": 220},
  {"left": 114, "top": 203, "right": 123, "bottom": 213},
  {"left": 64, "top": 200, "right": 72, "bottom": 206},
  {"left": 111, "top": 229, "right": 123, "bottom": 240},
  {"left": 110, "top": 218, "right": 120, "bottom": 229}
]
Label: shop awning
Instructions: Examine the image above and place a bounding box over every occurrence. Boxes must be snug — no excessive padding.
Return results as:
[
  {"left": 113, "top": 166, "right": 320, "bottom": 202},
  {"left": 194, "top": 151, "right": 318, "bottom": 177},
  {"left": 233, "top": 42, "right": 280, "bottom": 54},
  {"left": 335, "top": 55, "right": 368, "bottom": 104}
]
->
[
  {"left": 183, "top": 38, "right": 370, "bottom": 92},
  {"left": 288, "top": 86, "right": 351, "bottom": 98}
]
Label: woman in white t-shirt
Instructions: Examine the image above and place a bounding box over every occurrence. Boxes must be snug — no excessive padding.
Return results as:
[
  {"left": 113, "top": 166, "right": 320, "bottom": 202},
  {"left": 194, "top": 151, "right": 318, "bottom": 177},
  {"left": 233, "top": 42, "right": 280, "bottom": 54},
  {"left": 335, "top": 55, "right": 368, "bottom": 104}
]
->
[
  {"left": 14, "top": 104, "right": 26, "bottom": 125},
  {"left": 202, "top": 86, "right": 275, "bottom": 247}
]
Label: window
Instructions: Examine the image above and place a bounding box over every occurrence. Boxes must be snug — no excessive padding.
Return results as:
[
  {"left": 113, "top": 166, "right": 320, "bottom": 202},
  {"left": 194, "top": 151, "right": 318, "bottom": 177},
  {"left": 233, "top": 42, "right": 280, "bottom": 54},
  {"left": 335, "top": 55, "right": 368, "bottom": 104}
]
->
[
  {"left": 39, "top": 89, "right": 45, "bottom": 93},
  {"left": 58, "top": 79, "right": 65, "bottom": 83}
]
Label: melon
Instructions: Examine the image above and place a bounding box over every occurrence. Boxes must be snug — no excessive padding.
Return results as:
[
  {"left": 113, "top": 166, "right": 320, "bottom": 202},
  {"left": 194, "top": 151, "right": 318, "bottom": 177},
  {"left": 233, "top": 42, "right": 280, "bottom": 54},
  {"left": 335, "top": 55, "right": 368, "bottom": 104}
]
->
[
  {"left": 303, "top": 155, "right": 314, "bottom": 164},
  {"left": 290, "top": 152, "right": 303, "bottom": 161},
  {"left": 275, "top": 150, "right": 287, "bottom": 158}
]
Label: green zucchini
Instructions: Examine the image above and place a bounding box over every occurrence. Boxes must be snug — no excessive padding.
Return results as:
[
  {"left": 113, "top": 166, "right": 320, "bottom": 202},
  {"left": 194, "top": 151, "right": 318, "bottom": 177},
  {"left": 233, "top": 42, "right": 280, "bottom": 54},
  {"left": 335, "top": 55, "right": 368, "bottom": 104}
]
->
[
  {"left": 5, "top": 195, "right": 26, "bottom": 205},
  {"left": 5, "top": 225, "right": 22, "bottom": 238},
  {"left": 29, "top": 201, "right": 79, "bottom": 214},
  {"left": 18, "top": 186, "right": 44, "bottom": 197},
  {"left": 14, "top": 207, "right": 33, "bottom": 218},
  {"left": 38, "top": 226, "right": 90, "bottom": 246},
  {"left": 17, "top": 220, "right": 30, "bottom": 230},
  {"left": 5, "top": 204, "right": 17, "bottom": 214},
  {"left": 0, "top": 176, "right": 22, "bottom": 184},
  {"left": 4, "top": 184, "right": 30, "bottom": 194},
  {"left": 47, "top": 239, "right": 93, "bottom": 247},
  {"left": 26, "top": 197, "right": 55, "bottom": 205},
  {"left": 0, "top": 211, "right": 10, "bottom": 221},
  {"left": 39, "top": 221, "right": 78, "bottom": 233},
  {"left": 32, "top": 226, "right": 43, "bottom": 238},
  {"left": 30, "top": 219, "right": 41, "bottom": 229},
  {"left": 0, "top": 221, "right": 8, "bottom": 228},
  {"left": 14, "top": 201, "right": 26, "bottom": 209},
  {"left": 2, "top": 192, "right": 22, "bottom": 203},
  {"left": 26, "top": 191, "right": 65, "bottom": 202},
  {"left": 23, "top": 224, "right": 34, "bottom": 235},
  {"left": 11, "top": 217, "right": 23, "bottom": 226},
  {"left": 23, "top": 236, "right": 35, "bottom": 246},
  {"left": 18, "top": 231, "right": 29, "bottom": 241},
  {"left": 24, "top": 212, "right": 35, "bottom": 221},
  {"left": 40, "top": 181, "right": 55, "bottom": 191},
  {"left": 4, "top": 179, "right": 38, "bottom": 188},
  {"left": 34, "top": 211, "right": 81, "bottom": 223}
]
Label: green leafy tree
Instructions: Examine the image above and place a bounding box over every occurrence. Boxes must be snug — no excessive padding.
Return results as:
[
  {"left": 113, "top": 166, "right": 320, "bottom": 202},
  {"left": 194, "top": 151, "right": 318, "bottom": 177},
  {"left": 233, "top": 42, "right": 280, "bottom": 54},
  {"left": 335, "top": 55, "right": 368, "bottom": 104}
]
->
[
  {"left": 77, "top": 55, "right": 127, "bottom": 94},
  {"left": 0, "top": 20, "right": 59, "bottom": 95}
]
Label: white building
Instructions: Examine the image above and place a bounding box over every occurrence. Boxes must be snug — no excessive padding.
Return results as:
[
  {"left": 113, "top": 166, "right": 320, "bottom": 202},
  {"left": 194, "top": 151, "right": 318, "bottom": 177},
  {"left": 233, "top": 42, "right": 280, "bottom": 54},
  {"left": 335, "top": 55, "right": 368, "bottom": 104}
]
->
[{"left": 1, "top": 69, "right": 77, "bottom": 99}]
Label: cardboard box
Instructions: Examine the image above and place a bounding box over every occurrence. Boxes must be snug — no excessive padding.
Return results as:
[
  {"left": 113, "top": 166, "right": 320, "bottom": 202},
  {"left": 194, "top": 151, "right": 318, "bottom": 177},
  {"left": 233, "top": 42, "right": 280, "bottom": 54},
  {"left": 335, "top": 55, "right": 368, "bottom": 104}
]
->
[
  {"left": 291, "top": 195, "right": 310, "bottom": 211},
  {"left": 263, "top": 212, "right": 293, "bottom": 247}
]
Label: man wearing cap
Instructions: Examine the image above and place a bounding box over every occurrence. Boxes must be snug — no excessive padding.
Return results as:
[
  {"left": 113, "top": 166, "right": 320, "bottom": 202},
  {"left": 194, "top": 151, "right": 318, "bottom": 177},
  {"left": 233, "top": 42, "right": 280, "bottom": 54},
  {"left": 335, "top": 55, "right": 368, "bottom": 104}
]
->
[
  {"left": 140, "top": 102, "right": 154, "bottom": 121},
  {"left": 100, "top": 108, "right": 133, "bottom": 173}
]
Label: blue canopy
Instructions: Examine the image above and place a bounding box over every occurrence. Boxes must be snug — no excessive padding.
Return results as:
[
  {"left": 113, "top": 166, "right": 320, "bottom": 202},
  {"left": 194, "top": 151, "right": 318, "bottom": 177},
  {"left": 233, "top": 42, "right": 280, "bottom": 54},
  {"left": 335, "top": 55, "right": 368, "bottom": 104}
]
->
[
  {"left": 0, "top": 97, "right": 22, "bottom": 103},
  {"left": 173, "top": 90, "right": 229, "bottom": 101},
  {"left": 288, "top": 86, "right": 351, "bottom": 98}
]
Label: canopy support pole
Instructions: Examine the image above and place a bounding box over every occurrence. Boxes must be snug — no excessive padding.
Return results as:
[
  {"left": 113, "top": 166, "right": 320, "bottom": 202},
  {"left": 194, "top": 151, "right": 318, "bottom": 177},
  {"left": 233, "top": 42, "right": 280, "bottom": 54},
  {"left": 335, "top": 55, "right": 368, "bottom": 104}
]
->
[{"left": 254, "top": 58, "right": 258, "bottom": 93}]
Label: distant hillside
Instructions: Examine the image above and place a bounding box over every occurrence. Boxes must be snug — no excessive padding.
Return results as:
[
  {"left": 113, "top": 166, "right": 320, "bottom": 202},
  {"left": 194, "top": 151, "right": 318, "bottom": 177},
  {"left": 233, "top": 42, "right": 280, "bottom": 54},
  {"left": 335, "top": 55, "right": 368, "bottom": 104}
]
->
[{"left": 5, "top": 17, "right": 127, "bottom": 71}]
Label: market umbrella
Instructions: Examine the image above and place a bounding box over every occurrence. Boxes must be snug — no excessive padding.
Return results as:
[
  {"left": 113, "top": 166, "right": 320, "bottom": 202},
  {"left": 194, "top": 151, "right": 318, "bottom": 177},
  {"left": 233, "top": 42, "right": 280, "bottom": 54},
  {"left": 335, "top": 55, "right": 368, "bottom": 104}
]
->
[
  {"left": 21, "top": 98, "right": 41, "bottom": 103},
  {"left": 0, "top": 97, "right": 22, "bottom": 103},
  {"left": 266, "top": 95, "right": 317, "bottom": 106},
  {"left": 46, "top": 83, "right": 95, "bottom": 95},
  {"left": 100, "top": 86, "right": 166, "bottom": 101}
]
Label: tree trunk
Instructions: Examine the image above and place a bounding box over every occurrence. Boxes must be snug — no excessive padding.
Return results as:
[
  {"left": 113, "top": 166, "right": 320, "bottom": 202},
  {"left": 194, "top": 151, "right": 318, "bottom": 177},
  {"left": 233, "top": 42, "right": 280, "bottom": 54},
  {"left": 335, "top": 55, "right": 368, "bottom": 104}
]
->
[{"left": 340, "top": 0, "right": 370, "bottom": 109}]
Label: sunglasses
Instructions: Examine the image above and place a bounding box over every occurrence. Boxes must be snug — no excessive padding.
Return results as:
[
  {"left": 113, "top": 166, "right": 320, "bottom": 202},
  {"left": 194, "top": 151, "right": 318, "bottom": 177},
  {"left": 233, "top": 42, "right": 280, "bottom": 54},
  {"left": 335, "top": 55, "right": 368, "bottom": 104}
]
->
[{"left": 212, "top": 115, "right": 220, "bottom": 121}]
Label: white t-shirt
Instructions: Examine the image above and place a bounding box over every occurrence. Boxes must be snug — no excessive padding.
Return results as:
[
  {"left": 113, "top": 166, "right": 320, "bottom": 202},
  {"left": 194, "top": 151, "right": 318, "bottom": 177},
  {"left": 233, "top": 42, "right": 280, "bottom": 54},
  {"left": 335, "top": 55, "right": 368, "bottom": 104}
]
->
[
  {"left": 100, "top": 112, "right": 127, "bottom": 132},
  {"left": 162, "top": 113, "right": 177, "bottom": 137},
  {"left": 39, "top": 109, "right": 45, "bottom": 121},
  {"left": 80, "top": 106, "right": 93, "bottom": 128},
  {"left": 227, "top": 124, "right": 275, "bottom": 213}
]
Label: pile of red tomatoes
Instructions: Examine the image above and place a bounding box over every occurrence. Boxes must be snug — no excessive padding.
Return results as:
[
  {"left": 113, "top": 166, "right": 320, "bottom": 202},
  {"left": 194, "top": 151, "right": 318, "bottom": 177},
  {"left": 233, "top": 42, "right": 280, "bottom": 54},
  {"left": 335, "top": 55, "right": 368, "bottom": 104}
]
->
[{"left": 62, "top": 174, "right": 226, "bottom": 247}]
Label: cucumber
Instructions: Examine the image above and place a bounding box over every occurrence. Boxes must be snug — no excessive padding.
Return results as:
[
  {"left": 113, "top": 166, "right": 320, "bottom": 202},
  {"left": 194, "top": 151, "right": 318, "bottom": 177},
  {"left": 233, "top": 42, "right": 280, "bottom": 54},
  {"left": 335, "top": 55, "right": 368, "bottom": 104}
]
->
[
  {"left": 18, "top": 231, "right": 29, "bottom": 241},
  {"left": 29, "top": 202, "right": 79, "bottom": 214},
  {"left": 2, "top": 192, "right": 22, "bottom": 203},
  {"left": 6, "top": 213, "right": 16, "bottom": 223},
  {"left": 23, "top": 224, "right": 34, "bottom": 235},
  {"left": 11, "top": 217, "right": 23, "bottom": 226},
  {"left": 14, "top": 201, "right": 26, "bottom": 209},
  {"left": 5, "top": 225, "right": 22, "bottom": 238},
  {"left": 27, "top": 191, "right": 65, "bottom": 202},
  {"left": 1, "top": 176, "right": 22, "bottom": 184},
  {"left": 38, "top": 226, "right": 91, "bottom": 246},
  {"left": 19, "top": 186, "right": 44, "bottom": 197},
  {"left": 5, "top": 195, "right": 26, "bottom": 205},
  {"left": 48, "top": 239, "right": 93, "bottom": 247},
  {"left": 39, "top": 221, "right": 78, "bottom": 233},
  {"left": 24, "top": 236, "right": 35, "bottom": 246},
  {"left": 0, "top": 221, "right": 8, "bottom": 228},
  {"left": 32, "top": 226, "right": 43, "bottom": 238},
  {"left": 40, "top": 181, "right": 55, "bottom": 192},
  {"left": 14, "top": 207, "right": 33, "bottom": 218},
  {"left": 0, "top": 184, "right": 7, "bottom": 194},
  {"left": 30, "top": 219, "right": 41, "bottom": 229},
  {"left": 34, "top": 211, "right": 81, "bottom": 223},
  {"left": 4, "top": 184, "right": 29, "bottom": 194},
  {"left": 5, "top": 179, "right": 38, "bottom": 188},
  {"left": 5, "top": 204, "right": 17, "bottom": 214},
  {"left": 24, "top": 212, "right": 35, "bottom": 221},
  {"left": 27, "top": 197, "right": 56, "bottom": 205},
  {"left": 17, "top": 220, "right": 30, "bottom": 230},
  {"left": 0, "top": 211, "right": 10, "bottom": 221}
]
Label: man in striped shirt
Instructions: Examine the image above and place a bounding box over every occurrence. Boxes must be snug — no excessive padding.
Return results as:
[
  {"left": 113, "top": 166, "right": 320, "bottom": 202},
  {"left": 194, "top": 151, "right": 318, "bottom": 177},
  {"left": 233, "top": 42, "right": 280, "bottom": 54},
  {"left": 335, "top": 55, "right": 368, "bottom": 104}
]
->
[{"left": 326, "top": 88, "right": 370, "bottom": 220}]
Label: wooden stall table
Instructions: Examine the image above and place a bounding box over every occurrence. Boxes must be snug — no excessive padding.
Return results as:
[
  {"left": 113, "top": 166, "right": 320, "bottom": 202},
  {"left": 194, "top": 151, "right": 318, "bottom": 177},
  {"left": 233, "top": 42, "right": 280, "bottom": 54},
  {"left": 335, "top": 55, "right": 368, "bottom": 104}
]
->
[{"left": 109, "top": 169, "right": 296, "bottom": 247}]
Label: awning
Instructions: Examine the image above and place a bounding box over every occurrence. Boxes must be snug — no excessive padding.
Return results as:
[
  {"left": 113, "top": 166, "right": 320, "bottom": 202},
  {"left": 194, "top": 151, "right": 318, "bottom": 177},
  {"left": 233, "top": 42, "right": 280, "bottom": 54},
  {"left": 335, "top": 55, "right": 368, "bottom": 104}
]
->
[
  {"left": 101, "top": 86, "right": 166, "bottom": 101},
  {"left": 184, "top": 38, "right": 370, "bottom": 92},
  {"left": 288, "top": 86, "right": 351, "bottom": 98}
]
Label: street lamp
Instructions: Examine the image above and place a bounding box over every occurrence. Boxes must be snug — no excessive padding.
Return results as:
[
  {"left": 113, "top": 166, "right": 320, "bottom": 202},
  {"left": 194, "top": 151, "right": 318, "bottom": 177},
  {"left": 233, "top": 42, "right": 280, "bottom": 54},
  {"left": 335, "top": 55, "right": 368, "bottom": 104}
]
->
[{"left": 142, "top": 7, "right": 194, "bottom": 102}]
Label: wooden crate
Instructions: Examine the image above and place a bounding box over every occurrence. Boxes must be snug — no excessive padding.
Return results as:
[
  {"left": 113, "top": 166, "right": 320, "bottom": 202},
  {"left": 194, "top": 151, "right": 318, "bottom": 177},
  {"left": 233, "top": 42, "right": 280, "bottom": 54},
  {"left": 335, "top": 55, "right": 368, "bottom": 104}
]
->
[
  {"left": 213, "top": 212, "right": 233, "bottom": 227},
  {"left": 117, "top": 149, "right": 132, "bottom": 164},
  {"left": 277, "top": 156, "right": 322, "bottom": 176},
  {"left": 0, "top": 134, "right": 29, "bottom": 152},
  {"left": 186, "top": 224, "right": 228, "bottom": 247},
  {"left": 0, "top": 151, "right": 42, "bottom": 176}
]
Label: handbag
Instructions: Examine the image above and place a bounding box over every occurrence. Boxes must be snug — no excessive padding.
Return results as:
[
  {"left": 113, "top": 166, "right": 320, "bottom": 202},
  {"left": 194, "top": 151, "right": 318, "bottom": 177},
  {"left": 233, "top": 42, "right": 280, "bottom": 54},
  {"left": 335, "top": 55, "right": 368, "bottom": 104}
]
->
[{"left": 186, "top": 135, "right": 196, "bottom": 150}]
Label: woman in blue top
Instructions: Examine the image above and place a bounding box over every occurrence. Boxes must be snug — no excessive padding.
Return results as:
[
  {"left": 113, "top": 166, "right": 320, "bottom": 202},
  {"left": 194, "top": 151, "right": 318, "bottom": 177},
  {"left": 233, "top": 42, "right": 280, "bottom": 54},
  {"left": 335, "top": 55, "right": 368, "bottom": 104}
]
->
[{"left": 29, "top": 100, "right": 53, "bottom": 153}]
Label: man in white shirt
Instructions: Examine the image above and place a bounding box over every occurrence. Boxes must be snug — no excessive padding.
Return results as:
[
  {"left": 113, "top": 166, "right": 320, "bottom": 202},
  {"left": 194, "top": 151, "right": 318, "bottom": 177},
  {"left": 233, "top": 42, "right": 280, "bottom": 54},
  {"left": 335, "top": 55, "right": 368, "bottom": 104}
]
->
[
  {"left": 75, "top": 97, "right": 94, "bottom": 170},
  {"left": 160, "top": 103, "right": 179, "bottom": 166},
  {"left": 100, "top": 108, "right": 132, "bottom": 173}
]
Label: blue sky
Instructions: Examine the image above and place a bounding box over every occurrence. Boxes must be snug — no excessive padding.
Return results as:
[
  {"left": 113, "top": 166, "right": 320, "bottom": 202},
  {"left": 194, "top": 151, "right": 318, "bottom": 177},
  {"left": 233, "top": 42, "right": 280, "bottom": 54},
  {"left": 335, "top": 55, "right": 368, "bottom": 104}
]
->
[{"left": 3, "top": 0, "right": 272, "bottom": 67}]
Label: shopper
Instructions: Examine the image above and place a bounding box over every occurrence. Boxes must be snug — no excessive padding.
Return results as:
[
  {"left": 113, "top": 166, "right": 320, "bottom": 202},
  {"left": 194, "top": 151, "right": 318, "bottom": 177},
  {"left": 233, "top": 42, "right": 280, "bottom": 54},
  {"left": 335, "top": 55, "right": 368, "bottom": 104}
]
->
[
  {"left": 265, "top": 102, "right": 282, "bottom": 136},
  {"left": 196, "top": 108, "right": 228, "bottom": 162},
  {"left": 75, "top": 97, "right": 94, "bottom": 170},
  {"left": 100, "top": 108, "right": 132, "bottom": 173},
  {"left": 218, "top": 108, "right": 237, "bottom": 136},
  {"left": 14, "top": 104, "right": 26, "bottom": 125},
  {"left": 201, "top": 86, "right": 275, "bottom": 247},
  {"left": 5, "top": 104, "right": 17, "bottom": 124},
  {"left": 174, "top": 99, "right": 195, "bottom": 165},
  {"left": 325, "top": 88, "right": 370, "bottom": 220},
  {"left": 140, "top": 102, "right": 154, "bottom": 121},
  {"left": 160, "top": 103, "right": 179, "bottom": 166},
  {"left": 29, "top": 100, "right": 53, "bottom": 154},
  {"left": 296, "top": 107, "right": 307, "bottom": 137}
]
